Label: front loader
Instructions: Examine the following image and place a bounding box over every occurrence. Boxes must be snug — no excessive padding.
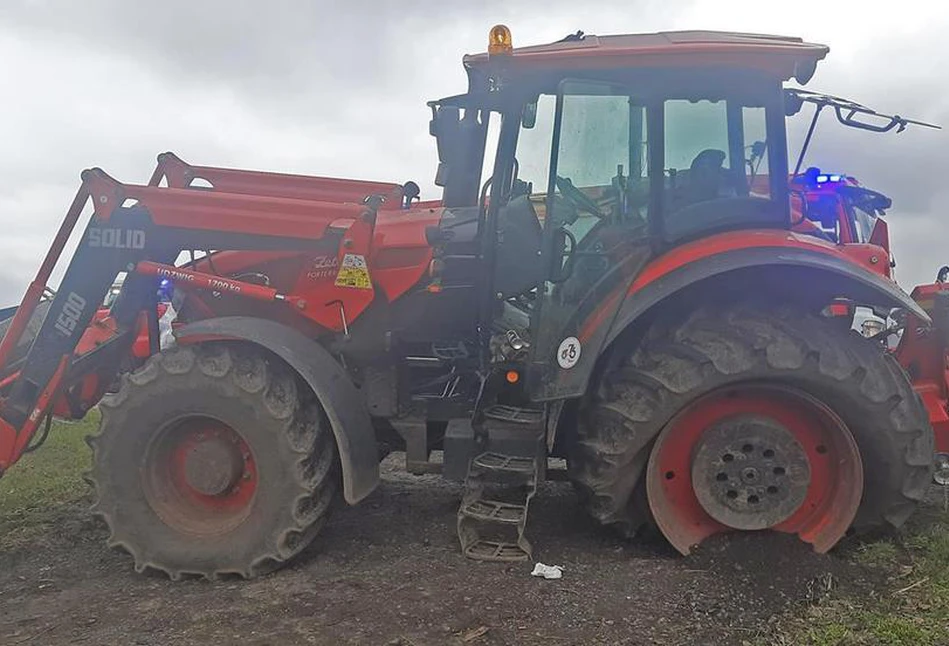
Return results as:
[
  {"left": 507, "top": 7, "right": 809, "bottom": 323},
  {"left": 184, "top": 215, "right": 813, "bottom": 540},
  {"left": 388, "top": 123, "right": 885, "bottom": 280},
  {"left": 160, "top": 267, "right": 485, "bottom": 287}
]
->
[{"left": 0, "top": 26, "right": 945, "bottom": 579}]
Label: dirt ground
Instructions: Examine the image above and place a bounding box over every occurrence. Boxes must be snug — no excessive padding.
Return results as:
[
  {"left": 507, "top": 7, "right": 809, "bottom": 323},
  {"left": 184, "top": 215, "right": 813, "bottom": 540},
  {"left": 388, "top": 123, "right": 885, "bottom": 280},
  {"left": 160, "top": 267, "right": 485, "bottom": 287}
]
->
[{"left": 0, "top": 454, "right": 884, "bottom": 646}]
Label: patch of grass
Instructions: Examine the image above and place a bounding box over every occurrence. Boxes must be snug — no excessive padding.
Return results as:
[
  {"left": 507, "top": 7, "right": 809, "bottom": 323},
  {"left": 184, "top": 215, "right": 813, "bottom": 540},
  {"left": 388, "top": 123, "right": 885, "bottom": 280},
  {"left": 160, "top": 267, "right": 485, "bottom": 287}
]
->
[
  {"left": 778, "top": 497, "right": 949, "bottom": 646},
  {"left": 0, "top": 410, "right": 97, "bottom": 548},
  {"left": 866, "top": 613, "right": 937, "bottom": 646},
  {"left": 806, "top": 622, "right": 852, "bottom": 646},
  {"left": 854, "top": 541, "right": 900, "bottom": 570}
]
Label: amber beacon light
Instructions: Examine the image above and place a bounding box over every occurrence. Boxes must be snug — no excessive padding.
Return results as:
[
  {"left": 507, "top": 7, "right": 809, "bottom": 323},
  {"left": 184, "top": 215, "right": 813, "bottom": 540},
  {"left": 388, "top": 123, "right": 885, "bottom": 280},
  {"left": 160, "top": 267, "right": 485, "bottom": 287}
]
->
[{"left": 488, "top": 24, "right": 513, "bottom": 55}]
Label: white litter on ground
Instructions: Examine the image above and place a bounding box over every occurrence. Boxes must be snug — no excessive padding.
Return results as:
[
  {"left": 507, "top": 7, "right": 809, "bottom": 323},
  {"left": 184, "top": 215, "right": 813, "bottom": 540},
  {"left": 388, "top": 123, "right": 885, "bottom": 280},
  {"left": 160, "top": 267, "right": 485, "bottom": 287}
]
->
[{"left": 531, "top": 563, "right": 564, "bottom": 579}]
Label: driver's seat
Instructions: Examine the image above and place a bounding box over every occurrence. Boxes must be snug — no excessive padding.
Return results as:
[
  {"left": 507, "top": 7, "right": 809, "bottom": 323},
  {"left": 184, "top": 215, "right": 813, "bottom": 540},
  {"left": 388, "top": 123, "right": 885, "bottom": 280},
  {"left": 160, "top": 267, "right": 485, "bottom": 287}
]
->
[
  {"left": 675, "top": 149, "right": 742, "bottom": 204},
  {"left": 494, "top": 195, "right": 545, "bottom": 298}
]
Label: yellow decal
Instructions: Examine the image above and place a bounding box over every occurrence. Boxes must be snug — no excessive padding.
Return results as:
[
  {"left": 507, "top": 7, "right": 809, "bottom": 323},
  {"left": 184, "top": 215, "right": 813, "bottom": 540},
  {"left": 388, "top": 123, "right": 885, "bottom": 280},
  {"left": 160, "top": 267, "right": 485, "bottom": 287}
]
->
[{"left": 334, "top": 253, "right": 372, "bottom": 289}]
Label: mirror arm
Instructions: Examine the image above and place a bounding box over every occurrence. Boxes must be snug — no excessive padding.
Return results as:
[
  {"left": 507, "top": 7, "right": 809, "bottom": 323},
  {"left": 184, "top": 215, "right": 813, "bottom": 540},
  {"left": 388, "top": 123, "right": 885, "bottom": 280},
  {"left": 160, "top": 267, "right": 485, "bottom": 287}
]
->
[{"left": 792, "top": 103, "right": 824, "bottom": 177}]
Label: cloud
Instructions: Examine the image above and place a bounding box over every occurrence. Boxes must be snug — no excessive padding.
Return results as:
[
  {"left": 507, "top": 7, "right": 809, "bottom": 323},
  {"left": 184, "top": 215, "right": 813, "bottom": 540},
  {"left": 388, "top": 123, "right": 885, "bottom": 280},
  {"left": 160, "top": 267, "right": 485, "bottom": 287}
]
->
[
  {"left": 0, "top": 0, "right": 685, "bottom": 303},
  {"left": 0, "top": 0, "right": 944, "bottom": 307},
  {"left": 0, "top": 0, "right": 679, "bottom": 120}
]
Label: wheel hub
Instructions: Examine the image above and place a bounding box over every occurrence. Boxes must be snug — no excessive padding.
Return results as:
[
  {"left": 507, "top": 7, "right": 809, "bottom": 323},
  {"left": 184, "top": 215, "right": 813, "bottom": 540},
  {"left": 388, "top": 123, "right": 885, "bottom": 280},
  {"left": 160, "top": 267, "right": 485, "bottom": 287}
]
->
[
  {"left": 183, "top": 436, "right": 244, "bottom": 496},
  {"left": 691, "top": 415, "right": 811, "bottom": 530},
  {"left": 143, "top": 415, "right": 258, "bottom": 536},
  {"left": 647, "top": 384, "right": 863, "bottom": 555}
]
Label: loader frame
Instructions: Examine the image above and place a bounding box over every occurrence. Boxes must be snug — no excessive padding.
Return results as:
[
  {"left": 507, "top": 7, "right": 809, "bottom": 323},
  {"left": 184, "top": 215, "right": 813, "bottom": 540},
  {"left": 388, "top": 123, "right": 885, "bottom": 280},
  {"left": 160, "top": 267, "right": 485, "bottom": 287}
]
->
[{"left": 0, "top": 156, "right": 397, "bottom": 476}]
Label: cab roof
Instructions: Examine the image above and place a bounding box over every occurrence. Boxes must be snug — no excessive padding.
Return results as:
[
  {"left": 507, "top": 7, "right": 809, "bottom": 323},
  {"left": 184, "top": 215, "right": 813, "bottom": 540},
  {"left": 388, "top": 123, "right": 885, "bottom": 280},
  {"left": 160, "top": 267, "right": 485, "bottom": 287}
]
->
[{"left": 464, "top": 30, "right": 829, "bottom": 83}]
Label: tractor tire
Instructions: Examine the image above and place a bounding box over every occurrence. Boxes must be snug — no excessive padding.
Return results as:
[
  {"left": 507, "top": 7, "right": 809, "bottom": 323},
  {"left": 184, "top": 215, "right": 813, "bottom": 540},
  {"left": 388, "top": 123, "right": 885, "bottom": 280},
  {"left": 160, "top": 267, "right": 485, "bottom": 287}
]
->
[
  {"left": 87, "top": 343, "right": 340, "bottom": 580},
  {"left": 569, "top": 303, "right": 933, "bottom": 550}
]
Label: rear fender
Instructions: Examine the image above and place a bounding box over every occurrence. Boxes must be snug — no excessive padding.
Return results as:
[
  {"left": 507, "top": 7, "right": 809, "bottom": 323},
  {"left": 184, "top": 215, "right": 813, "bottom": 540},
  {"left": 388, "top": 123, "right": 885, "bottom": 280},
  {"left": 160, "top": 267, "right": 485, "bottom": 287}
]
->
[
  {"left": 544, "top": 246, "right": 932, "bottom": 439},
  {"left": 605, "top": 246, "right": 931, "bottom": 350},
  {"left": 175, "top": 316, "right": 378, "bottom": 504}
]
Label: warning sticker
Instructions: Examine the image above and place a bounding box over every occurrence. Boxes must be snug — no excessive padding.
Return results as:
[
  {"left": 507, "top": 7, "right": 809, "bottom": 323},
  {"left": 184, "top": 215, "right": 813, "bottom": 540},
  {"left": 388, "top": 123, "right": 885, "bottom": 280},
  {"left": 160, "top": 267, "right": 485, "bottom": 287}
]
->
[{"left": 334, "top": 253, "right": 372, "bottom": 289}]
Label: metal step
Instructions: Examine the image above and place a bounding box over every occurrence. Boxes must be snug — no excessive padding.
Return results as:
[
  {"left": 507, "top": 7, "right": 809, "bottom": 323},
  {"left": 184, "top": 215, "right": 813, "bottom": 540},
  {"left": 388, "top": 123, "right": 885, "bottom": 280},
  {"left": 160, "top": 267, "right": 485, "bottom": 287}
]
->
[
  {"left": 457, "top": 451, "right": 540, "bottom": 563},
  {"left": 455, "top": 399, "right": 546, "bottom": 563},
  {"left": 463, "top": 539, "right": 530, "bottom": 562},
  {"left": 483, "top": 404, "right": 544, "bottom": 425},
  {"left": 471, "top": 452, "right": 535, "bottom": 474},
  {"left": 460, "top": 498, "right": 527, "bottom": 524}
]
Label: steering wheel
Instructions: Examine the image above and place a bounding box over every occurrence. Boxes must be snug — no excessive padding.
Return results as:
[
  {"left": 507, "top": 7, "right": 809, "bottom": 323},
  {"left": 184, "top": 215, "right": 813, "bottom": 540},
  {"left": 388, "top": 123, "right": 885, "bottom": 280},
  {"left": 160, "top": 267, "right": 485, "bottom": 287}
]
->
[{"left": 555, "top": 175, "right": 603, "bottom": 218}]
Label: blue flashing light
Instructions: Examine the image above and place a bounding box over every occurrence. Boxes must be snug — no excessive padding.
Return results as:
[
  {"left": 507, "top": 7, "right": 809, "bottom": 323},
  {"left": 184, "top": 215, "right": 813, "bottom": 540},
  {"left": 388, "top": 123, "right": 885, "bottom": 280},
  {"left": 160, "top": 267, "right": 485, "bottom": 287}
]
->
[
  {"left": 815, "top": 173, "right": 844, "bottom": 184},
  {"left": 157, "top": 278, "right": 173, "bottom": 301}
]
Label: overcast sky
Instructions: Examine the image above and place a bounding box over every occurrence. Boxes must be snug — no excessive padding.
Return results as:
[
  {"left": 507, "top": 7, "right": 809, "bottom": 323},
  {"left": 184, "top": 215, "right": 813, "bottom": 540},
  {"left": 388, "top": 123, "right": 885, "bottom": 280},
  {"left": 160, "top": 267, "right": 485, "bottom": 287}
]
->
[{"left": 0, "top": 0, "right": 945, "bottom": 305}]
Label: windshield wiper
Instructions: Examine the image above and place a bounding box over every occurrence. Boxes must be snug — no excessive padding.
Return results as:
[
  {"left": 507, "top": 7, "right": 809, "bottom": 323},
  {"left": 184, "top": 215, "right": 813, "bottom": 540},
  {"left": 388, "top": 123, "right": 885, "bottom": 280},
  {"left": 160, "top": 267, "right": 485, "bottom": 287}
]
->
[
  {"left": 787, "top": 89, "right": 941, "bottom": 133},
  {"left": 786, "top": 89, "right": 941, "bottom": 176}
]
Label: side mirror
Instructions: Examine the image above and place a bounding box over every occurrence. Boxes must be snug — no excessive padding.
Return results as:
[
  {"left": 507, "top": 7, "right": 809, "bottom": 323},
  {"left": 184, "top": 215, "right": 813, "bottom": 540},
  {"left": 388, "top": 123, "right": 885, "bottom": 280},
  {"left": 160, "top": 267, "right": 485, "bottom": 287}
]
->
[
  {"left": 430, "top": 105, "right": 462, "bottom": 187},
  {"left": 522, "top": 99, "right": 538, "bottom": 129},
  {"left": 784, "top": 90, "right": 804, "bottom": 117},
  {"left": 430, "top": 105, "right": 461, "bottom": 145}
]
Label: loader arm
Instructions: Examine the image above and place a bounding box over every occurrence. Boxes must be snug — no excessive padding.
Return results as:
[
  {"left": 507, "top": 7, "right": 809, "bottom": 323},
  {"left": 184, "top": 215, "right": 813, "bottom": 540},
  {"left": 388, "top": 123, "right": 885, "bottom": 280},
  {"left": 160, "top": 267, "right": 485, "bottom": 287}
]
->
[{"left": 0, "top": 158, "right": 394, "bottom": 474}]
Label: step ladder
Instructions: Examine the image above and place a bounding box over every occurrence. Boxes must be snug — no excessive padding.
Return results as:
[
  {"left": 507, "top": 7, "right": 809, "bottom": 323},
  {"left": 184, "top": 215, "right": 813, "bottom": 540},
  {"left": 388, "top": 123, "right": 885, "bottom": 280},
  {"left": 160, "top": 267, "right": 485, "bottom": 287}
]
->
[{"left": 457, "top": 405, "right": 545, "bottom": 562}]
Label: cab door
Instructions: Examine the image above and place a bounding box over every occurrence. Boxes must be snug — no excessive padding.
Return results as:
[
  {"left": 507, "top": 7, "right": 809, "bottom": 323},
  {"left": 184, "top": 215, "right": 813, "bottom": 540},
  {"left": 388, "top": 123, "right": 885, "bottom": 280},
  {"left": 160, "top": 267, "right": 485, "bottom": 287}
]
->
[{"left": 522, "top": 80, "right": 656, "bottom": 400}]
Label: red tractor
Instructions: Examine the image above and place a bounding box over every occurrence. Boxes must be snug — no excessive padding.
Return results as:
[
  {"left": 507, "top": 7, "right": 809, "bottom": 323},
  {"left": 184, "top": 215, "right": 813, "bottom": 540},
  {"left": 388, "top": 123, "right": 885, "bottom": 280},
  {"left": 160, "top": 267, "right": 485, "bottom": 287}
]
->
[{"left": 0, "top": 27, "right": 946, "bottom": 579}]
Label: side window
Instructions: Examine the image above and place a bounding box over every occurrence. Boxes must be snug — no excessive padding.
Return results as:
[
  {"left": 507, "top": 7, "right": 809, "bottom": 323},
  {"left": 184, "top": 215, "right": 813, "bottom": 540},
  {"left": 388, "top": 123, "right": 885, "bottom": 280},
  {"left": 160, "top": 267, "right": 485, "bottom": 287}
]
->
[
  {"left": 665, "top": 100, "right": 729, "bottom": 171},
  {"left": 743, "top": 106, "right": 769, "bottom": 198},
  {"left": 663, "top": 99, "right": 745, "bottom": 215}
]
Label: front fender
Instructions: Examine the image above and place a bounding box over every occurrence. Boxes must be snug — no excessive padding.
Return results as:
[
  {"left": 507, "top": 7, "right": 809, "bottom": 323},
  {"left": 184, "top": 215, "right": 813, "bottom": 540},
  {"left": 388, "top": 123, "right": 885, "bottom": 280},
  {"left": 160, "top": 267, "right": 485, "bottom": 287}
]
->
[{"left": 175, "top": 316, "right": 378, "bottom": 505}]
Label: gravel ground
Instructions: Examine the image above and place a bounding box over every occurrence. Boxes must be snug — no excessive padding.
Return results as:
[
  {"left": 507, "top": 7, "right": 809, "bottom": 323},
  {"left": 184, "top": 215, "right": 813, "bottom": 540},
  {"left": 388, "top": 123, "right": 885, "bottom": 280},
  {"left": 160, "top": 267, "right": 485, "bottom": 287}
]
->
[{"left": 0, "top": 454, "right": 881, "bottom": 646}]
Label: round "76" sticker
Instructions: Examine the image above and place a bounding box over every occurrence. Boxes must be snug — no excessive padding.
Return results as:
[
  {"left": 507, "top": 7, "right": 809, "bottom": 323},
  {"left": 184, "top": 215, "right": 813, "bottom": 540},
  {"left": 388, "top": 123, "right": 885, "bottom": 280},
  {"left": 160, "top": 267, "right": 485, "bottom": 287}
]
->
[{"left": 557, "top": 336, "right": 581, "bottom": 369}]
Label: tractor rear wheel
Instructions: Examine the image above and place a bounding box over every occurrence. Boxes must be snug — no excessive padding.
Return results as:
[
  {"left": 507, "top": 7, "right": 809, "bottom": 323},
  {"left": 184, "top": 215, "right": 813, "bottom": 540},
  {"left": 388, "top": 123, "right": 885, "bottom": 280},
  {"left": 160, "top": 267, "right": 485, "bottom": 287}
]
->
[
  {"left": 569, "top": 304, "right": 933, "bottom": 554},
  {"left": 88, "top": 343, "right": 339, "bottom": 579}
]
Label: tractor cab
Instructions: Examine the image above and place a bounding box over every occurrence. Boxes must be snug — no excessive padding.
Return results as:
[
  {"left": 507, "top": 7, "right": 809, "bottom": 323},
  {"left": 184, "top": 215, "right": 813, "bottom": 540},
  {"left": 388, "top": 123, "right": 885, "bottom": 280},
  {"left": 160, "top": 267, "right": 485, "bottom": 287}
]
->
[
  {"left": 429, "top": 27, "right": 825, "bottom": 397},
  {"left": 418, "top": 27, "right": 940, "bottom": 563}
]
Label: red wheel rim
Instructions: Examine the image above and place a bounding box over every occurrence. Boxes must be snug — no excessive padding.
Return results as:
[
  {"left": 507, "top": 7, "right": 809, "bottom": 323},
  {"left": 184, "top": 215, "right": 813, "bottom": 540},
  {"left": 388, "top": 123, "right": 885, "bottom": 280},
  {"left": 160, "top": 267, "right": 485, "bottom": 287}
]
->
[
  {"left": 143, "top": 416, "right": 258, "bottom": 535},
  {"left": 646, "top": 384, "right": 863, "bottom": 555}
]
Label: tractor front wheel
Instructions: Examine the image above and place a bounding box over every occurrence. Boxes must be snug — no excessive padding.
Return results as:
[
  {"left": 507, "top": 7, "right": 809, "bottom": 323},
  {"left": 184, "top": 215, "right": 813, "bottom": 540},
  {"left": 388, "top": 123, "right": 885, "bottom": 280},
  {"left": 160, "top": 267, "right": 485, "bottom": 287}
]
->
[
  {"left": 570, "top": 304, "right": 934, "bottom": 554},
  {"left": 88, "top": 343, "right": 339, "bottom": 580}
]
